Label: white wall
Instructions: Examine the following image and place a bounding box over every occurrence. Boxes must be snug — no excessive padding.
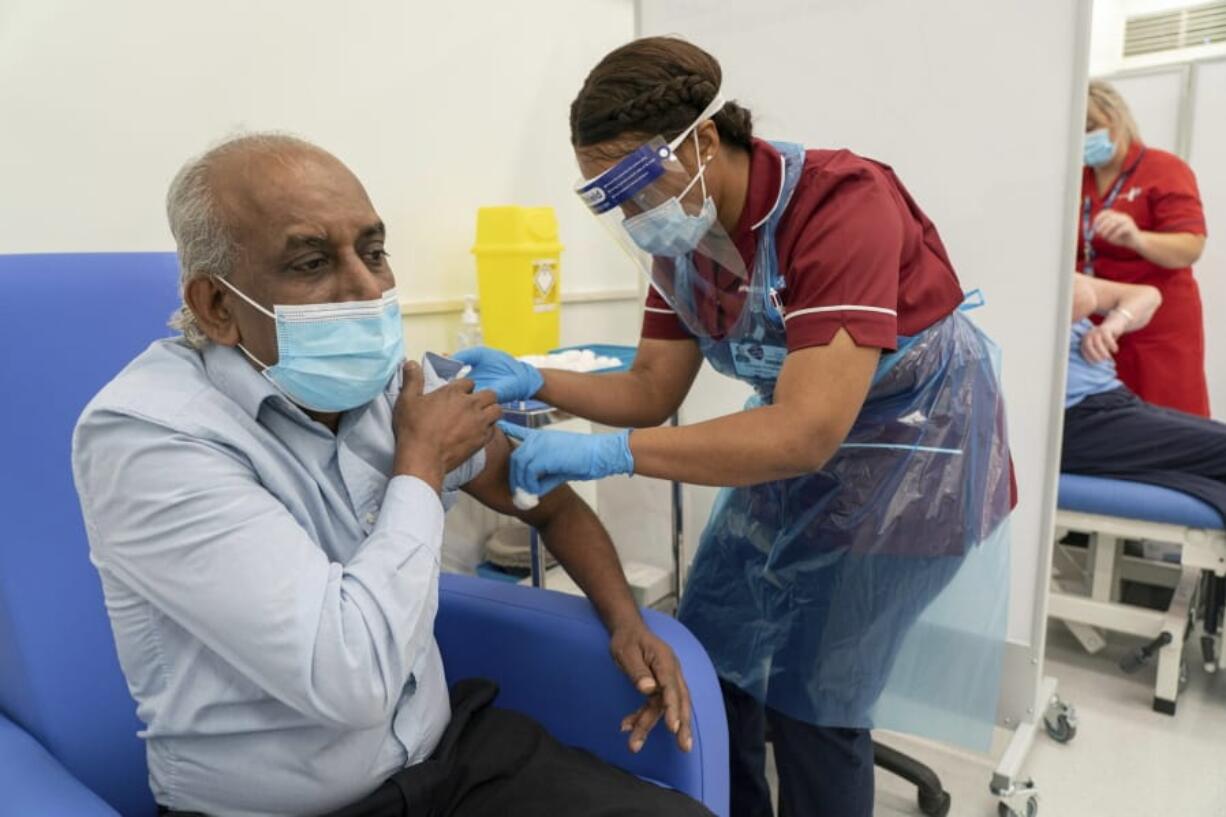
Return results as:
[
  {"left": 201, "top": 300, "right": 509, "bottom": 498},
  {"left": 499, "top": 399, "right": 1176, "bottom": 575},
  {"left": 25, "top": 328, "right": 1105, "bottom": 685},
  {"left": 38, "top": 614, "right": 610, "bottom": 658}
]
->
[
  {"left": 640, "top": 0, "right": 1088, "bottom": 649},
  {"left": 0, "top": 0, "right": 643, "bottom": 353},
  {"left": 1187, "top": 59, "right": 1226, "bottom": 419}
]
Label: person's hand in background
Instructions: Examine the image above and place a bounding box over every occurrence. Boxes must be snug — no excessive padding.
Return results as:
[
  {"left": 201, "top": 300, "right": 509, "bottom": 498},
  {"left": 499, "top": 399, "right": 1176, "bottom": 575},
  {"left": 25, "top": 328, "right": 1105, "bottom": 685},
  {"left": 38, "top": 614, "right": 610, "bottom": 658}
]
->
[{"left": 1093, "top": 209, "right": 1142, "bottom": 251}]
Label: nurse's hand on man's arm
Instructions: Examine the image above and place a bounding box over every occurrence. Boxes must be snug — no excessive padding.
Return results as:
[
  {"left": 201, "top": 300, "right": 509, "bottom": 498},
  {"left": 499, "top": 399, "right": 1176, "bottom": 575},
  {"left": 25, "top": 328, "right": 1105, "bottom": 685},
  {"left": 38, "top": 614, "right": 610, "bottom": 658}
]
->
[
  {"left": 452, "top": 346, "right": 543, "bottom": 403},
  {"left": 498, "top": 423, "right": 635, "bottom": 496}
]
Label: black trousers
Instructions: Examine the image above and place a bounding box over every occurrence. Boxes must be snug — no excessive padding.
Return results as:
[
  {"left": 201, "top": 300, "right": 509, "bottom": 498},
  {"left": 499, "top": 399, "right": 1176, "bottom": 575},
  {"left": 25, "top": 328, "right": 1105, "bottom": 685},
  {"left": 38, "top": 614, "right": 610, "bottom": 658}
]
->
[
  {"left": 1062, "top": 387, "right": 1226, "bottom": 522},
  {"left": 721, "top": 681, "right": 874, "bottom": 817},
  {"left": 163, "top": 679, "right": 711, "bottom": 817}
]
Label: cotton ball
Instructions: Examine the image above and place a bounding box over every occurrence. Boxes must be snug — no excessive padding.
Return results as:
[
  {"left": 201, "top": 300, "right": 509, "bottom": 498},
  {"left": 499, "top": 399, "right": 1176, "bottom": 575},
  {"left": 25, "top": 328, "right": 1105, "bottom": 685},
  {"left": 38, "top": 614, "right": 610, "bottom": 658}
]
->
[{"left": 512, "top": 487, "right": 540, "bottom": 511}]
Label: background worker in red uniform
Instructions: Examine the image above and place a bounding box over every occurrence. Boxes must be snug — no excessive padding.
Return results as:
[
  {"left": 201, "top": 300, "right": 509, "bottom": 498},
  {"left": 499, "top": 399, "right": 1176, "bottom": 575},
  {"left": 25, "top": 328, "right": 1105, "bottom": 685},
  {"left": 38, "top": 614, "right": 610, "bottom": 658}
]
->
[{"left": 1079, "top": 79, "right": 1209, "bottom": 415}]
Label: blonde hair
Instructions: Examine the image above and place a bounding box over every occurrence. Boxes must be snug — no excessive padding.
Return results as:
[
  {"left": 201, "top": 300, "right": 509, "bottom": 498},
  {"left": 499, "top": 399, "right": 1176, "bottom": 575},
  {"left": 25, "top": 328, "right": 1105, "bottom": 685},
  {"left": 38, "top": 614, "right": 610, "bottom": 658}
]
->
[{"left": 1087, "top": 79, "right": 1141, "bottom": 145}]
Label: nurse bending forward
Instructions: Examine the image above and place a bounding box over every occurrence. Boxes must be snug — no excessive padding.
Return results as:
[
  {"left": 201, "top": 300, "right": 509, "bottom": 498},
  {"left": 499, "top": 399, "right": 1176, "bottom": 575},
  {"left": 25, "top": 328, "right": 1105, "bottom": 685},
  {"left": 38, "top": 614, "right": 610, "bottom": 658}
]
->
[{"left": 459, "top": 37, "right": 1014, "bottom": 817}]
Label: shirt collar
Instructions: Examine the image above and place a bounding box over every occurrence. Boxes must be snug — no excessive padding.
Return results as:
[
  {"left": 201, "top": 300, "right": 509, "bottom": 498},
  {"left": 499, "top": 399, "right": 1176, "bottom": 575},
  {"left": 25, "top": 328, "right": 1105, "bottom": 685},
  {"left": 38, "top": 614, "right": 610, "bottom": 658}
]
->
[
  {"left": 202, "top": 343, "right": 283, "bottom": 421},
  {"left": 732, "top": 138, "right": 788, "bottom": 242}
]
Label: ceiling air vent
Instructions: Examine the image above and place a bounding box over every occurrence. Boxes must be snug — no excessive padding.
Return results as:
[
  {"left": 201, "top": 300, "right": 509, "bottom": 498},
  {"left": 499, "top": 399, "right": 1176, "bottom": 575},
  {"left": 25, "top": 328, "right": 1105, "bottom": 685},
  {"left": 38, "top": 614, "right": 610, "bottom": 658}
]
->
[{"left": 1124, "top": 2, "right": 1226, "bottom": 57}]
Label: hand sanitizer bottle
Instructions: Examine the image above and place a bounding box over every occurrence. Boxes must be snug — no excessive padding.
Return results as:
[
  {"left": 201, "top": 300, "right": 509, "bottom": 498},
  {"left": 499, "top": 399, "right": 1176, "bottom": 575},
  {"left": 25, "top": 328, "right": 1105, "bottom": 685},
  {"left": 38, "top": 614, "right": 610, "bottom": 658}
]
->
[{"left": 456, "top": 295, "right": 484, "bottom": 351}]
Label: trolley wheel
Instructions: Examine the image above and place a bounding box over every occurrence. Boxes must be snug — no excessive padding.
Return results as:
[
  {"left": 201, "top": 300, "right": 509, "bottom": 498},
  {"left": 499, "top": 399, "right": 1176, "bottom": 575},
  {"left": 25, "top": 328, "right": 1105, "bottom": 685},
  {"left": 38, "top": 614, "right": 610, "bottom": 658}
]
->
[
  {"left": 1042, "top": 696, "right": 1078, "bottom": 744},
  {"left": 1044, "top": 713, "right": 1076, "bottom": 743},
  {"left": 998, "top": 796, "right": 1039, "bottom": 817}
]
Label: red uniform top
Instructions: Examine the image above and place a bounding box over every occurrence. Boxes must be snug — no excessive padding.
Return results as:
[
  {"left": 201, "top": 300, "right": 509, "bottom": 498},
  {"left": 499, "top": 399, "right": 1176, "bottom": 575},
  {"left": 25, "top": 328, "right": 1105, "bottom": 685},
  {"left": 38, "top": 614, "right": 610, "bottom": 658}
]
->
[
  {"left": 1077, "top": 141, "right": 1209, "bottom": 416},
  {"left": 641, "top": 139, "right": 965, "bottom": 352}
]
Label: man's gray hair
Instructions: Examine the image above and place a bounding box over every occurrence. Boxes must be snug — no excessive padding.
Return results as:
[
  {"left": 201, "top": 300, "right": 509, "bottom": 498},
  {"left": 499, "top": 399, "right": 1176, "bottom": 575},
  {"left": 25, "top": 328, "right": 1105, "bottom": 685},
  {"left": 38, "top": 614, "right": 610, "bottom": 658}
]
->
[{"left": 165, "top": 132, "right": 317, "bottom": 347}]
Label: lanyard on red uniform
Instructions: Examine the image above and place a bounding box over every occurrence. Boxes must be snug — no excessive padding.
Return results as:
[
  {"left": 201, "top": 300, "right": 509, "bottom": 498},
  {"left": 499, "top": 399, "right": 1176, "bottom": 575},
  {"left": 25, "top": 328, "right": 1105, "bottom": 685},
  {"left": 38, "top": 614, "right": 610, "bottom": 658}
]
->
[{"left": 1081, "top": 149, "right": 1146, "bottom": 276}]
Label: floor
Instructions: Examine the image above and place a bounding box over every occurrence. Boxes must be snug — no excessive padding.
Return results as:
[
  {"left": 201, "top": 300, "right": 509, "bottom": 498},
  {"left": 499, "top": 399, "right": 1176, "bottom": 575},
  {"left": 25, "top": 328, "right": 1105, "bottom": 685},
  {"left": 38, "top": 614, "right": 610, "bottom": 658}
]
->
[{"left": 767, "top": 622, "right": 1226, "bottom": 817}]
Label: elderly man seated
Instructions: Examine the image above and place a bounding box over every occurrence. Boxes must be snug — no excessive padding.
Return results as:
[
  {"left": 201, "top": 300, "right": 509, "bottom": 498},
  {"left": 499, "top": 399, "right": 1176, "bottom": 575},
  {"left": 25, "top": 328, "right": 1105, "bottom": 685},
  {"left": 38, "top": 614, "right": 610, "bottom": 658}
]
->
[
  {"left": 72, "top": 133, "right": 711, "bottom": 817},
  {"left": 1063, "top": 272, "right": 1226, "bottom": 521}
]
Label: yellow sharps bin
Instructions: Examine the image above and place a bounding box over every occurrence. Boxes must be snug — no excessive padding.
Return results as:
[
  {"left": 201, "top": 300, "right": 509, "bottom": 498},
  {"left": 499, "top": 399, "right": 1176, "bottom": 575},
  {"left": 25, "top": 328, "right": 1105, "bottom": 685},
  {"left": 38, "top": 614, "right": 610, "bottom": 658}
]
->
[{"left": 471, "top": 206, "right": 563, "bottom": 357}]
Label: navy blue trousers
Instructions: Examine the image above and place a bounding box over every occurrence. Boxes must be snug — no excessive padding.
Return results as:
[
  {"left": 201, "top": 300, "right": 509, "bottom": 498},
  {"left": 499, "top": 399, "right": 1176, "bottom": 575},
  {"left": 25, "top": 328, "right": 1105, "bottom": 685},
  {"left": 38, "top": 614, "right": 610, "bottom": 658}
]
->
[
  {"left": 1063, "top": 387, "right": 1226, "bottom": 522},
  {"left": 722, "top": 681, "right": 874, "bottom": 817}
]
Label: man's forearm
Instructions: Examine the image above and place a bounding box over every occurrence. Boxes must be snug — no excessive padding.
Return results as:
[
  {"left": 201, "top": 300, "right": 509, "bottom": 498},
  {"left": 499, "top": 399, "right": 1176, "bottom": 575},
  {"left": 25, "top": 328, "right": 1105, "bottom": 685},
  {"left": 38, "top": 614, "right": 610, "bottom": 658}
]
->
[{"left": 536, "top": 497, "right": 643, "bottom": 633}]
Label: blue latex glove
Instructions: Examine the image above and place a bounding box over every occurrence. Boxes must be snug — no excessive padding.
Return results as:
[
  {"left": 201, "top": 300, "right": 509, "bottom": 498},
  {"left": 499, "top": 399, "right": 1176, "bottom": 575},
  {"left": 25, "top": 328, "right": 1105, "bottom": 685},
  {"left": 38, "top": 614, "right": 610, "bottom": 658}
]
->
[
  {"left": 452, "top": 346, "right": 544, "bottom": 404},
  {"left": 499, "top": 422, "right": 635, "bottom": 497}
]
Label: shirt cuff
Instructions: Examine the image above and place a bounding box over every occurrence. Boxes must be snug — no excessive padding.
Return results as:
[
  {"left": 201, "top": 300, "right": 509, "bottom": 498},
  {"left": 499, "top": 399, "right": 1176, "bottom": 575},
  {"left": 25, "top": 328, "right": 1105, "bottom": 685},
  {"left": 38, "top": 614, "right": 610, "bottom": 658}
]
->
[
  {"left": 784, "top": 310, "right": 898, "bottom": 352},
  {"left": 375, "top": 476, "right": 445, "bottom": 555}
]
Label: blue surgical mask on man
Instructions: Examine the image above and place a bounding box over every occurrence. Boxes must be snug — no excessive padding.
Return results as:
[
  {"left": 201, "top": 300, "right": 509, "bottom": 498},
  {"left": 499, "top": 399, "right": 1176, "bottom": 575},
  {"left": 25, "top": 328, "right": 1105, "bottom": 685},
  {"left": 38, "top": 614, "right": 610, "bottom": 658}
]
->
[
  {"left": 623, "top": 132, "right": 718, "bottom": 257},
  {"left": 217, "top": 277, "right": 404, "bottom": 412},
  {"left": 1084, "top": 128, "right": 1116, "bottom": 168}
]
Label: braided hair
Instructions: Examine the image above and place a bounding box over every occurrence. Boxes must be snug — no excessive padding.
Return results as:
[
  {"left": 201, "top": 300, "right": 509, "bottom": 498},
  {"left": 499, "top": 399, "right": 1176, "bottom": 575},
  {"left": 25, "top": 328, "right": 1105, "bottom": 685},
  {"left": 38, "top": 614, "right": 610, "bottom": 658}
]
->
[{"left": 569, "top": 37, "right": 754, "bottom": 151}]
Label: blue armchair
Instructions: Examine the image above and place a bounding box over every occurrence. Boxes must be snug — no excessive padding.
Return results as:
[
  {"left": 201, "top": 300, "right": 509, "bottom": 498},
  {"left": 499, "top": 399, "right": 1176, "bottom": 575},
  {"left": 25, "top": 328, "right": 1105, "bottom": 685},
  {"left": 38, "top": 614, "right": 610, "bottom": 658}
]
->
[{"left": 0, "top": 253, "right": 728, "bottom": 817}]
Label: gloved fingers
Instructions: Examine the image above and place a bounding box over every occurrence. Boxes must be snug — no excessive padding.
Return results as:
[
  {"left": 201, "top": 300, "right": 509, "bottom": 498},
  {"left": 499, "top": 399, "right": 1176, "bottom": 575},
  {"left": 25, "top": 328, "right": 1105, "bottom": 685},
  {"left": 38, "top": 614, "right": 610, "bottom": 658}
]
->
[
  {"left": 451, "top": 346, "right": 492, "bottom": 366},
  {"left": 535, "top": 473, "right": 570, "bottom": 496},
  {"left": 497, "top": 420, "right": 531, "bottom": 441},
  {"left": 509, "top": 444, "right": 550, "bottom": 496}
]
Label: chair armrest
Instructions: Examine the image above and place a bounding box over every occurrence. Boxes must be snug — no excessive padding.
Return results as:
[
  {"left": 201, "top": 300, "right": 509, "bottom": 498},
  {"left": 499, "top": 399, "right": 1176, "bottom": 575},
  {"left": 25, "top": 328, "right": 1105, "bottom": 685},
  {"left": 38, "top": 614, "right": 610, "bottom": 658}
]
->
[
  {"left": 436, "top": 573, "right": 728, "bottom": 816},
  {"left": 0, "top": 712, "right": 121, "bottom": 817}
]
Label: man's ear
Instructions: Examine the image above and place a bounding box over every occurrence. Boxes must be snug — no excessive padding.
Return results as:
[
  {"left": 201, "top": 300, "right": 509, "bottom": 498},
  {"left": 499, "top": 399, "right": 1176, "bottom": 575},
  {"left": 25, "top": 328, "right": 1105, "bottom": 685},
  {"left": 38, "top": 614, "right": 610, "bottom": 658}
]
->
[{"left": 185, "top": 276, "right": 241, "bottom": 347}]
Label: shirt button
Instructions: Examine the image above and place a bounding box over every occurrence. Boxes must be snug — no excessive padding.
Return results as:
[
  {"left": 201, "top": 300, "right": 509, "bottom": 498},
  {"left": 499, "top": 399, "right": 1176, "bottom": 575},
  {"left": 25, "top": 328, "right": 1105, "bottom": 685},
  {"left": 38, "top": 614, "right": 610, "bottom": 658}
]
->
[{"left": 365, "top": 511, "right": 377, "bottom": 525}]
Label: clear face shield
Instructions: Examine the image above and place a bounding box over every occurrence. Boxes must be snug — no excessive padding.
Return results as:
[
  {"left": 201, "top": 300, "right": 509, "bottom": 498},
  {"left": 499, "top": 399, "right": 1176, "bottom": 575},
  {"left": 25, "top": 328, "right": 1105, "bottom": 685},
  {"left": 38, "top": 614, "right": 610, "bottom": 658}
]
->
[{"left": 575, "top": 94, "right": 750, "bottom": 338}]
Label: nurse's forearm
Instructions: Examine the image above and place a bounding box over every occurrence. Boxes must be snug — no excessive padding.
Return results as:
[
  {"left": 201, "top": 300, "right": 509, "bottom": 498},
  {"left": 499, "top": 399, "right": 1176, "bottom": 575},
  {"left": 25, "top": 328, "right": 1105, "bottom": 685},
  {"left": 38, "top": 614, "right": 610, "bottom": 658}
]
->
[
  {"left": 1133, "top": 231, "right": 1205, "bottom": 269},
  {"left": 537, "top": 369, "right": 675, "bottom": 428},
  {"left": 536, "top": 340, "right": 704, "bottom": 428},
  {"left": 628, "top": 404, "right": 840, "bottom": 487}
]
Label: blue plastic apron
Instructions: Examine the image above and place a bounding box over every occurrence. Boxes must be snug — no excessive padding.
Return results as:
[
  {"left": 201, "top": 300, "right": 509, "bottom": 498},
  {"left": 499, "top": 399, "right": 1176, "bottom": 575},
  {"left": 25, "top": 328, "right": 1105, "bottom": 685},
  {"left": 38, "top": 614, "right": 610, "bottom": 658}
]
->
[{"left": 673, "top": 142, "right": 1012, "bottom": 751}]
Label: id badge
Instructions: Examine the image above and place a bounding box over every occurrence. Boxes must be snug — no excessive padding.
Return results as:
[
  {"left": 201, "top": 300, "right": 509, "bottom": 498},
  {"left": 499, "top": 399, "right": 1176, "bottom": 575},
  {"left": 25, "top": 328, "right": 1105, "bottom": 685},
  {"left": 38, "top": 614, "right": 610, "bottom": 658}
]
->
[{"left": 730, "top": 342, "right": 787, "bottom": 379}]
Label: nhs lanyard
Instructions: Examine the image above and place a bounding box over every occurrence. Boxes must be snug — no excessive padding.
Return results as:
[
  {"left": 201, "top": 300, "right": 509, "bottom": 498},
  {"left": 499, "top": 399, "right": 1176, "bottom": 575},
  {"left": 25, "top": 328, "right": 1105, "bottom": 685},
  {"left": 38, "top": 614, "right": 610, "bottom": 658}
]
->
[{"left": 1081, "top": 150, "right": 1145, "bottom": 276}]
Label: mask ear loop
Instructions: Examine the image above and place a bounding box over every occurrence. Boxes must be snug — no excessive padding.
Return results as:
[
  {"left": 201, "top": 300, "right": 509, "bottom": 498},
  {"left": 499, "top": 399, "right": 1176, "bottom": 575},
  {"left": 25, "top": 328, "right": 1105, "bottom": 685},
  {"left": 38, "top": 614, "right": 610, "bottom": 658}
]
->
[
  {"left": 215, "top": 275, "right": 277, "bottom": 320},
  {"left": 213, "top": 275, "right": 276, "bottom": 369},
  {"left": 678, "top": 129, "right": 711, "bottom": 203}
]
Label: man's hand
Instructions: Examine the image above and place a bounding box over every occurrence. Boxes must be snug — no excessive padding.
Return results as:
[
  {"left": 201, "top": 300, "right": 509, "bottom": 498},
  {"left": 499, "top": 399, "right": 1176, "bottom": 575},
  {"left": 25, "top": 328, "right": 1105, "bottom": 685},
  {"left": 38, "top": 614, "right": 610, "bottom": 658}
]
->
[
  {"left": 610, "top": 622, "right": 693, "bottom": 754},
  {"left": 1081, "top": 314, "right": 1127, "bottom": 364},
  {"left": 1093, "top": 210, "right": 1142, "bottom": 251},
  {"left": 393, "top": 361, "right": 501, "bottom": 492}
]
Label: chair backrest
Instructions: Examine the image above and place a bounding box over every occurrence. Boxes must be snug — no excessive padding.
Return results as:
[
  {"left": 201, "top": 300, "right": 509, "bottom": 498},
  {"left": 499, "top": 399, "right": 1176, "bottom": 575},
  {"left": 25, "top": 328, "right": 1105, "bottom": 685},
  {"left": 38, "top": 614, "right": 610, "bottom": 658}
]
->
[{"left": 0, "top": 253, "right": 182, "bottom": 817}]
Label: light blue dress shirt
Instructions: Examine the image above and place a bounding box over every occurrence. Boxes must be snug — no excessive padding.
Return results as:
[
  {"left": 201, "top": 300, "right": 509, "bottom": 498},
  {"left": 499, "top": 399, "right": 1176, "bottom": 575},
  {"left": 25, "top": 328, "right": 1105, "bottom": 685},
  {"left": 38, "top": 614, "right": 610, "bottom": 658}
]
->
[{"left": 72, "top": 339, "right": 485, "bottom": 817}]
